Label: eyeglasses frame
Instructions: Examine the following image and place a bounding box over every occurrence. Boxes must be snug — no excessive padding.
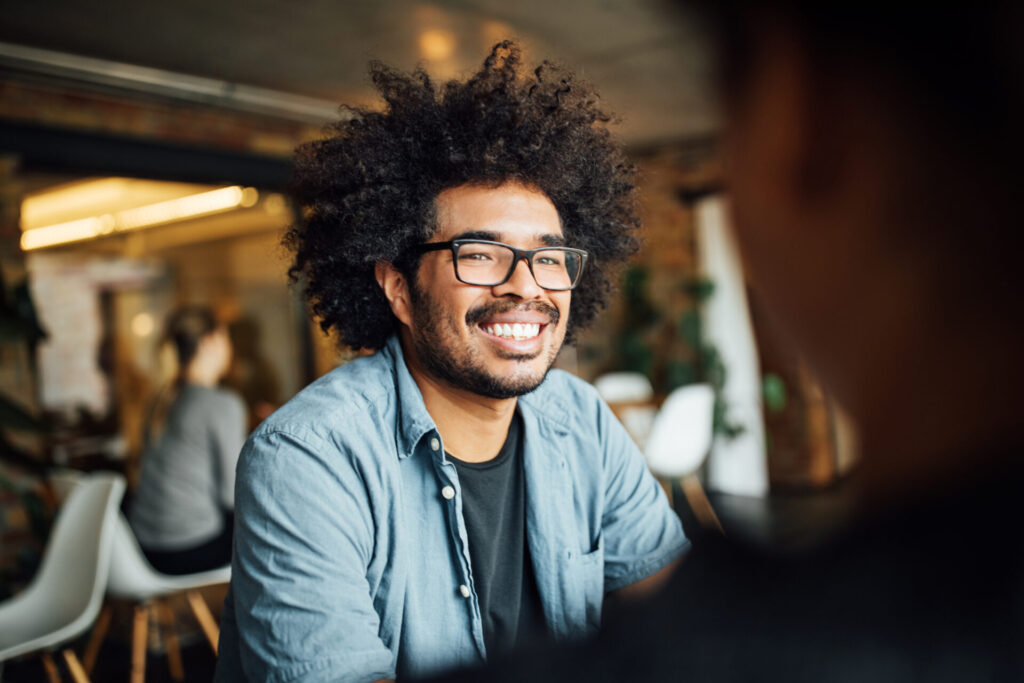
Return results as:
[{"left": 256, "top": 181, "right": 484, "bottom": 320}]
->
[{"left": 413, "top": 239, "right": 589, "bottom": 291}]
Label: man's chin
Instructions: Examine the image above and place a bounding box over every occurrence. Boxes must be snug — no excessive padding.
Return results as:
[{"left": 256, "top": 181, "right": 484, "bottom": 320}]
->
[
  {"left": 476, "top": 374, "right": 548, "bottom": 400},
  {"left": 470, "top": 358, "right": 553, "bottom": 399}
]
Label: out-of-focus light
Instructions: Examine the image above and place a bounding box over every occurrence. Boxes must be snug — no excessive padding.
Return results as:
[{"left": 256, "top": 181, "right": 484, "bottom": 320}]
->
[
  {"left": 20, "top": 215, "right": 113, "bottom": 250},
  {"left": 21, "top": 178, "right": 131, "bottom": 227},
  {"left": 21, "top": 186, "right": 258, "bottom": 250},
  {"left": 131, "top": 312, "right": 155, "bottom": 338},
  {"left": 264, "top": 193, "right": 288, "bottom": 215},
  {"left": 419, "top": 29, "right": 456, "bottom": 61},
  {"left": 240, "top": 187, "right": 259, "bottom": 208},
  {"left": 114, "top": 186, "right": 246, "bottom": 230}
]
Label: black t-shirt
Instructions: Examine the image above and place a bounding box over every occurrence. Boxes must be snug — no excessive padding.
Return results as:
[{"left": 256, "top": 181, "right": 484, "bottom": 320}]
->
[{"left": 449, "top": 413, "right": 547, "bottom": 656}]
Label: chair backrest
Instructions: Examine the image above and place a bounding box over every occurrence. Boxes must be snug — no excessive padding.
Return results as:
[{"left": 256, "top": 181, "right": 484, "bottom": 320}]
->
[
  {"left": 108, "top": 513, "right": 164, "bottom": 599},
  {"left": 0, "top": 472, "right": 125, "bottom": 660},
  {"left": 644, "top": 383, "right": 715, "bottom": 478},
  {"left": 31, "top": 472, "right": 125, "bottom": 620},
  {"left": 594, "top": 372, "right": 654, "bottom": 404}
]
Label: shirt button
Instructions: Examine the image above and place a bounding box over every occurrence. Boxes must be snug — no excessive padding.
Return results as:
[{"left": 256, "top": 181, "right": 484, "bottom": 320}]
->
[
  {"left": 441, "top": 485, "right": 455, "bottom": 500},
  {"left": 459, "top": 584, "right": 470, "bottom": 598},
  {"left": 430, "top": 437, "right": 440, "bottom": 451}
]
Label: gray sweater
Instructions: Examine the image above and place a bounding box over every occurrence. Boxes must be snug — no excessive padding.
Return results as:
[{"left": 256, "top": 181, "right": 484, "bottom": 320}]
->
[{"left": 129, "top": 384, "right": 247, "bottom": 550}]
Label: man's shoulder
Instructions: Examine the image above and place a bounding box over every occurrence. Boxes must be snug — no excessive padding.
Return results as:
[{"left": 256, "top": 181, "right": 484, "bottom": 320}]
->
[{"left": 251, "top": 350, "right": 397, "bottom": 446}]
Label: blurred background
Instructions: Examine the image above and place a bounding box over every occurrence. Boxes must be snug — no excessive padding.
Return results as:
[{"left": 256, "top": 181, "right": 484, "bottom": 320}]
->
[{"left": 0, "top": 2, "right": 856, "bottom": 678}]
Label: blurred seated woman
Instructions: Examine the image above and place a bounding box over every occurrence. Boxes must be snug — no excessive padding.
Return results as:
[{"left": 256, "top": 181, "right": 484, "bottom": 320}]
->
[{"left": 129, "top": 306, "right": 247, "bottom": 575}]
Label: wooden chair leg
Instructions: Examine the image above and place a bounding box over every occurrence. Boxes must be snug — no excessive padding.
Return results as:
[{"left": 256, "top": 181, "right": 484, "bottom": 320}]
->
[
  {"left": 681, "top": 474, "right": 725, "bottom": 535},
  {"left": 62, "top": 650, "right": 90, "bottom": 683},
  {"left": 82, "top": 603, "right": 112, "bottom": 674},
  {"left": 185, "top": 590, "right": 219, "bottom": 654},
  {"left": 156, "top": 599, "right": 184, "bottom": 682},
  {"left": 131, "top": 603, "right": 149, "bottom": 683},
  {"left": 41, "top": 652, "right": 61, "bottom": 683}
]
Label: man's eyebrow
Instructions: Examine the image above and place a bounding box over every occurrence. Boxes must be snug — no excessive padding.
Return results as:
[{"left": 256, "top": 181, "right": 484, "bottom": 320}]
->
[
  {"left": 539, "top": 233, "right": 566, "bottom": 247},
  {"left": 451, "top": 230, "right": 499, "bottom": 241}
]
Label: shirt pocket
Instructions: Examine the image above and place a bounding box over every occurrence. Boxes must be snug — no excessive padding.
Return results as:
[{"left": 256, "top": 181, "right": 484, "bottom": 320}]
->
[{"left": 568, "top": 533, "right": 604, "bottom": 635}]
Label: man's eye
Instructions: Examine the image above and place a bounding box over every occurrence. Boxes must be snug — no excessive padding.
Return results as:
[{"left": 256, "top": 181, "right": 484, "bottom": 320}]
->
[
  {"left": 459, "top": 251, "right": 492, "bottom": 261},
  {"left": 536, "top": 256, "right": 562, "bottom": 266}
]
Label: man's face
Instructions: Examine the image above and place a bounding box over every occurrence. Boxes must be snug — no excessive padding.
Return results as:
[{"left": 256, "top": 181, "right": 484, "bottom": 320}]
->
[{"left": 404, "top": 182, "right": 571, "bottom": 400}]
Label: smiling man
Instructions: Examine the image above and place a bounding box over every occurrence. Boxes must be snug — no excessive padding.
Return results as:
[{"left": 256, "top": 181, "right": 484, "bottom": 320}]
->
[{"left": 214, "top": 42, "right": 688, "bottom": 683}]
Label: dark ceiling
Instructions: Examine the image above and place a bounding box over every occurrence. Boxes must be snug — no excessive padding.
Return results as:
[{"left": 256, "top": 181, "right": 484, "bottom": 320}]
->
[{"left": 0, "top": 0, "right": 717, "bottom": 147}]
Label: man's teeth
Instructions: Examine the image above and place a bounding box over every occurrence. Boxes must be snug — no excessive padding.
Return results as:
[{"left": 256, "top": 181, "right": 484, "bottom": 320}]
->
[{"left": 483, "top": 323, "right": 541, "bottom": 340}]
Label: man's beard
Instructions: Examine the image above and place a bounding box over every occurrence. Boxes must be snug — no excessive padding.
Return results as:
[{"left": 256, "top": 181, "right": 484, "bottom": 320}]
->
[{"left": 408, "top": 283, "right": 562, "bottom": 400}]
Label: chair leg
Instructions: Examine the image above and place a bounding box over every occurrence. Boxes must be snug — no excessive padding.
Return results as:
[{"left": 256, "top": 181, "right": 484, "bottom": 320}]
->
[
  {"left": 82, "top": 603, "right": 112, "bottom": 674},
  {"left": 41, "top": 652, "right": 61, "bottom": 683},
  {"left": 131, "top": 603, "right": 149, "bottom": 683},
  {"left": 62, "top": 650, "right": 90, "bottom": 683},
  {"left": 156, "top": 598, "right": 185, "bottom": 682},
  {"left": 680, "top": 474, "right": 725, "bottom": 534},
  {"left": 185, "top": 590, "right": 219, "bottom": 655}
]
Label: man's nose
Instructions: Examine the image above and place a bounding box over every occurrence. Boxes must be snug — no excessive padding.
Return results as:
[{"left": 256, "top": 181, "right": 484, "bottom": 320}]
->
[{"left": 493, "top": 257, "right": 543, "bottom": 298}]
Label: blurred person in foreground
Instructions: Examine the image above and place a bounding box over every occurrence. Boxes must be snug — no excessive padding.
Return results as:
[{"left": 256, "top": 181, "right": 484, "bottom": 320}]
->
[
  {"left": 426, "top": 3, "right": 1024, "bottom": 682},
  {"left": 129, "top": 305, "right": 247, "bottom": 575},
  {"left": 215, "top": 41, "right": 687, "bottom": 683}
]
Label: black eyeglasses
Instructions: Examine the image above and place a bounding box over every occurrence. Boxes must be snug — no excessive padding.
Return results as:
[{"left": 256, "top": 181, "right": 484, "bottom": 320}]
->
[{"left": 413, "top": 239, "right": 589, "bottom": 291}]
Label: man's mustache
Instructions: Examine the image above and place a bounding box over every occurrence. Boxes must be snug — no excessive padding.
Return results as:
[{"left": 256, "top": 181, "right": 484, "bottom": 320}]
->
[{"left": 465, "top": 301, "right": 560, "bottom": 327}]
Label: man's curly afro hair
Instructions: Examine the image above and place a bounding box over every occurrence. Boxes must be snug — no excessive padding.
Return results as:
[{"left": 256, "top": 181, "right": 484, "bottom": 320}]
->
[{"left": 286, "top": 41, "right": 640, "bottom": 351}]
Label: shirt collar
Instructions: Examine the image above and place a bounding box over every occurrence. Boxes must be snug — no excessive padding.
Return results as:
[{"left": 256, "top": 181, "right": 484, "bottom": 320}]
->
[{"left": 385, "top": 334, "right": 439, "bottom": 460}]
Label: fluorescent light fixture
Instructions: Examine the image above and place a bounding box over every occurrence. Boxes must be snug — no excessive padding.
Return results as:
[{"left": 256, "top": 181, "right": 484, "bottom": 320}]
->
[
  {"left": 21, "top": 186, "right": 258, "bottom": 251},
  {"left": 21, "top": 177, "right": 132, "bottom": 227}
]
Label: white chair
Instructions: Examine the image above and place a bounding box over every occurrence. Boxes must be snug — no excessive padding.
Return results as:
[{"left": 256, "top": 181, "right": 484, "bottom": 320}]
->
[
  {"left": 593, "top": 372, "right": 654, "bottom": 404},
  {"left": 0, "top": 472, "right": 126, "bottom": 682},
  {"left": 595, "top": 372, "right": 658, "bottom": 448},
  {"left": 81, "top": 514, "right": 230, "bottom": 683},
  {"left": 644, "top": 383, "right": 723, "bottom": 533}
]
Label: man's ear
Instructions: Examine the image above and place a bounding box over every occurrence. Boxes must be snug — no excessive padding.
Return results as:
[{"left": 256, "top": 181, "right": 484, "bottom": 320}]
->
[{"left": 375, "top": 261, "right": 414, "bottom": 328}]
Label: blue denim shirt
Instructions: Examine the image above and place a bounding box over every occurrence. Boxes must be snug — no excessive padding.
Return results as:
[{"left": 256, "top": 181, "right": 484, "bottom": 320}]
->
[{"left": 216, "top": 335, "right": 688, "bottom": 682}]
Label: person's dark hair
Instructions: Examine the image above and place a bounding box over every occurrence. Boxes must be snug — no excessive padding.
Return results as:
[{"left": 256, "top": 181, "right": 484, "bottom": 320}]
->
[
  {"left": 164, "top": 306, "right": 219, "bottom": 379},
  {"left": 286, "top": 40, "right": 640, "bottom": 351},
  {"left": 690, "top": 4, "right": 1024, "bottom": 145},
  {"left": 686, "top": 1, "right": 1024, "bottom": 303}
]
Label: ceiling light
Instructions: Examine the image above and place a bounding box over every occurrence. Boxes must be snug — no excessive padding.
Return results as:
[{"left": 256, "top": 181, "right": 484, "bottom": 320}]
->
[{"left": 21, "top": 186, "right": 258, "bottom": 251}]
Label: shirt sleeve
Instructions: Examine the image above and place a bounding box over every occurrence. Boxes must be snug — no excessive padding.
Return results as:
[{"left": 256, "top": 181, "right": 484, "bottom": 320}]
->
[
  {"left": 597, "top": 397, "right": 690, "bottom": 592},
  {"left": 231, "top": 429, "right": 396, "bottom": 683},
  {"left": 210, "top": 390, "right": 247, "bottom": 510}
]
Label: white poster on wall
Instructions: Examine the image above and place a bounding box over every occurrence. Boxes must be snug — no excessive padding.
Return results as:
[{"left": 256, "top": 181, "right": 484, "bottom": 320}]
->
[
  {"left": 695, "top": 196, "right": 769, "bottom": 497},
  {"left": 28, "top": 252, "right": 109, "bottom": 418}
]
